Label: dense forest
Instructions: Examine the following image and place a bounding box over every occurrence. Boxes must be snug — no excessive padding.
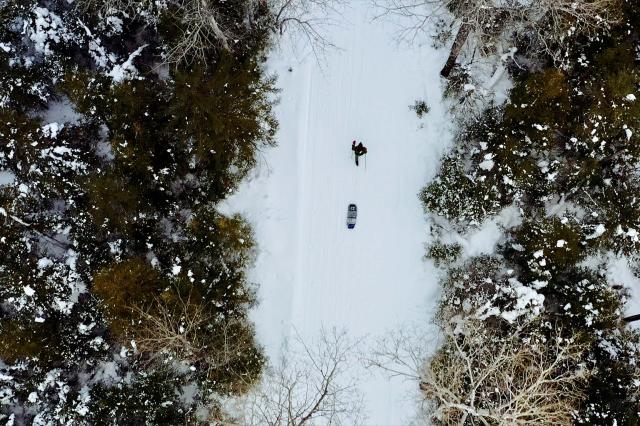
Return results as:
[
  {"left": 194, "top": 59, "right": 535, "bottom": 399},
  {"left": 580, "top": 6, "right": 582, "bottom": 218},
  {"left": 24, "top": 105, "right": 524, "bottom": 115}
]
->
[
  {"left": 0, "top": 0, "right": 279, "bottom": 422},
  {"left": 2, "top": 0, "right": 640, "bottom": 424},
  {"left": 416, "top": 0, "right": 640, "bottom": 424}
]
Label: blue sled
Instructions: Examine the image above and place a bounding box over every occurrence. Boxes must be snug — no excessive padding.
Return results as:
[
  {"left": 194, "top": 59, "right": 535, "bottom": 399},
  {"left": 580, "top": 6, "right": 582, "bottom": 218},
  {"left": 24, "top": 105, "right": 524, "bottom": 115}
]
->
[{"left": 346, "top": 204, "right": 357, "bottom": 229}]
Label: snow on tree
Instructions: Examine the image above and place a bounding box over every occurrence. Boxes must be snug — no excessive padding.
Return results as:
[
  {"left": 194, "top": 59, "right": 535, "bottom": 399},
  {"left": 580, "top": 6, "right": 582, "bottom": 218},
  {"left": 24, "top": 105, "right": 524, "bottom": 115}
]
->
[
  {"left": 0, "top": 0, "right": 277, "bottom": 422},
  {"left": 376, "top": 0, "right": 622, "bottom": 77},
  {"left": 418, "top": 8, "right": 640, "bottom": 417},
  {"left": 420, "top": 321, "right": 590, "bottom": 425}
]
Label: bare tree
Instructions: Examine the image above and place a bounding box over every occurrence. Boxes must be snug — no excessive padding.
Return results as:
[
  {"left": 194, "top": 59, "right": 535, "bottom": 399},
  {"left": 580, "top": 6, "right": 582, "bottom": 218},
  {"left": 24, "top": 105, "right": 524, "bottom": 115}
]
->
[
  {"left": 368, "top": 320, "right": 590, "bottom": 426},
  {"left": 234, "top": 328, "right": 365, "bottom": 425},
  {"left": 133, "top": 292, "right": 258, "bottom": 391},
  {"left": 76, "top": 0, "right": 347, "bottom": 65},
  {"left": 168, "top": 0, "right": 350, "bottom": 65},
  {"left": 264, "top": 0, "right": 346, "bottom": 62},
  {"left": 375, "top": 0, "right": 622, "bottom": 77},
  {"left": 165, "top": 0, "right": 234, "bottom": 65},
  {"left": 76, "top": 0, "right": 237, "bottom": 65}
]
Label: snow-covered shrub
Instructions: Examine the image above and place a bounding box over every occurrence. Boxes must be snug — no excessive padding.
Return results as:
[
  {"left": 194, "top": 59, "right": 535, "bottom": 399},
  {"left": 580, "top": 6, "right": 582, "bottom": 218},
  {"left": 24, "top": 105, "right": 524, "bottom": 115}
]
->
[
  {"left": 575, "top": 328, "right": 640, "bottom": 425},
  {"left": 410, "top": 99, "right": 430, "bottom": 118},
  {"left": 437, "top": 256, "right": 547, "bottom": 327},
  {"left": 423, "top": 19, "right": 640, "bottom": 249},
  {"left": 428, "top": 253, "right": 639, "bottom": 425},
  {"left": 84, "top": 370, "right": 192, "bottom": 425},
  {"left": 506, "top": 217, "right": 586, "bottom": 279},
  {"left": 425, "top": 241, "right": 461, "bottom": 266},
  {"left": 549, "top": 269, "right": 622, "bottom": 333},
  {"left": 421, "top": 154, "right": 505, "bottom": 228},
  {"left": 504, "top": 219, "right": 623, "bottom": 332},
  {"left": 442, "top": 63, "right": 494, "bottom": 118}
]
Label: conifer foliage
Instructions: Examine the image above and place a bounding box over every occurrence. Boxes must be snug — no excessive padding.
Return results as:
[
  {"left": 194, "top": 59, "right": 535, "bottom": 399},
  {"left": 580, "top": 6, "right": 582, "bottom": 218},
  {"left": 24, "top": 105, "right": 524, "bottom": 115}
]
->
[
  {"left": 419, "top": 3, "right": 640, "bottom": 425},
  {"left": 0, "top": 0, "right": 276, "bottom": 422}
]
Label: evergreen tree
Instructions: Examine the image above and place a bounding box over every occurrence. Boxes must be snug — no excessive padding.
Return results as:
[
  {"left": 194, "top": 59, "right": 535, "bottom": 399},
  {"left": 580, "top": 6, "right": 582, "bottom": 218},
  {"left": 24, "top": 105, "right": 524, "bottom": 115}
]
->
[{"left": 0, "top": 0, "right": 276, "bottom": 422}]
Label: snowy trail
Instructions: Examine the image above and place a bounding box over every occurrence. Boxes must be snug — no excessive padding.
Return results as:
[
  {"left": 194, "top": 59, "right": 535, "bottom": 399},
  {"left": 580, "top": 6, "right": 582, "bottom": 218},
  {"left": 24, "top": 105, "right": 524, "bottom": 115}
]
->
[{"left": 224, "top": 3, "right": 453, "bottom": 423}]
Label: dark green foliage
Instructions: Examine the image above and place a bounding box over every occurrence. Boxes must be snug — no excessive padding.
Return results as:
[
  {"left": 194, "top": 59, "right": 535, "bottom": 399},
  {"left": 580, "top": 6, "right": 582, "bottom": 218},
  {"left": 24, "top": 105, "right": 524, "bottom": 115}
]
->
[
  {"left": 507, "top": 218, "right": 585, "bottom": 280},
  {"left": 169, "top": 59, "right": 277, "bottom": 193},
  {"left": 411, "top": 100, "right": 430, "bottom": 118},
  {"left": 425, "top": 241, "right": 462, "bottom": 266},
  {"left": 92, "top": 258, "right": 167, "bottom": 340},
  {"left": 0, "top": 319, "right": 59, "bottom": 364},
  {"left": 421, "top": 155, "right": 505, "bottom": 226},
  {"left": 549, "top": 269, "right": 622, "bottom": 334},
  {"left": 85, "top": 173, "right": 144, "bottom": 235},
  {"left": 173, "top": 209, "right": 257, "bottom": 314},
  {"left": 577, "top": 329, "right": 640, "bottom": 425},
  {"left": 435, "top": 256, "right": 504, "bottom": 323},
  {"left": 87, "top": 371, "right": 191, "bottom": 425},
  {"left": 422, "top": 34, "right": 640, "bottom": 242},
  {"left": 504, "top": 68, "right": 570, "bottom": 125},
  {"left": 423, "top": 5, "right": 640, "bottom": 424},
  {"left": 0, "top": 0, "right": 277, "bottom": 421}
]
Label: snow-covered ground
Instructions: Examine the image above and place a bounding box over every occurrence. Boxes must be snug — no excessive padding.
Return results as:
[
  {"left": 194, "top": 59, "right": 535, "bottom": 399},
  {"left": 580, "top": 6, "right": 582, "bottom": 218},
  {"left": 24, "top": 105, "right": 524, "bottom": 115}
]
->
[
  {"left": 605, "top": 255, "right": 640, "bottom": 323},
  {"left": 224, "top": 3, "right": 453, "bottom": 423}
]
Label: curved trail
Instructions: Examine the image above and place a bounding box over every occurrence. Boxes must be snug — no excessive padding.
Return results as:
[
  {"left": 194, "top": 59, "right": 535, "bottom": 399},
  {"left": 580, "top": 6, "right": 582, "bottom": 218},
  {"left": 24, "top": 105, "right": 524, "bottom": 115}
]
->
[{"left": 225, "top": 3, "right": 452, "bottom": 423}]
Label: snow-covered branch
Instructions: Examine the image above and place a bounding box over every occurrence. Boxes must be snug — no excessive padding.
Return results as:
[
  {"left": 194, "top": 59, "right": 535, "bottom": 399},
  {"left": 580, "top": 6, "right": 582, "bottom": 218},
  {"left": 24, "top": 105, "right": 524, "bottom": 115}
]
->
[
  {"left": 375, "top": 0, "right": 622, "bottom": 76},
  {"left": 369, "top": 318, "right": 590, "bottom": 425}
]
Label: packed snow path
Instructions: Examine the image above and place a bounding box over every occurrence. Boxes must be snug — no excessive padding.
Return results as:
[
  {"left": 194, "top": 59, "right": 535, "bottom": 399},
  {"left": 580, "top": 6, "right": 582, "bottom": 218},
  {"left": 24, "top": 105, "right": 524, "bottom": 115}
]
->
[{"left": 225, "top": 3, "right": 452, "bottom": 423}]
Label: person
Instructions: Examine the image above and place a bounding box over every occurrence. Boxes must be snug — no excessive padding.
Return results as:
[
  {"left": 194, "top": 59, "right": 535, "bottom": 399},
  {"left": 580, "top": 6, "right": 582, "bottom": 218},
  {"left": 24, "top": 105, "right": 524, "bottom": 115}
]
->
[{"left": 351, "top": 140, "right": 367, "bottom": 166}]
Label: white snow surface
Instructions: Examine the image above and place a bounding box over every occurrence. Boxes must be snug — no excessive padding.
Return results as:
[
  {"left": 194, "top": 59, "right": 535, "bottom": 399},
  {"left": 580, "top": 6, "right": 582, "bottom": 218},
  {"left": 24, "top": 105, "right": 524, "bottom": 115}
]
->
[
  {"left": 224, "top": 4, "right": 452, "bottom": 424},
  {"left": 41, "top": 97, "right": 83, "bottom": 125},
  {"left": 0, "top": 171, "right": 14, "bottom": 186},
  {"left": 605, "top": 255, "right": 640, "bottom": 325}
]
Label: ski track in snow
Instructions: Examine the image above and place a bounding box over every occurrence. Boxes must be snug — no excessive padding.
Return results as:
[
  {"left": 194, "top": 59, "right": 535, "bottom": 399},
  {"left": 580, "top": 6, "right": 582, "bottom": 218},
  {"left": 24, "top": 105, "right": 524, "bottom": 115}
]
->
[{"left": 224, "top": 3, "right": 453, "bottom": 424}]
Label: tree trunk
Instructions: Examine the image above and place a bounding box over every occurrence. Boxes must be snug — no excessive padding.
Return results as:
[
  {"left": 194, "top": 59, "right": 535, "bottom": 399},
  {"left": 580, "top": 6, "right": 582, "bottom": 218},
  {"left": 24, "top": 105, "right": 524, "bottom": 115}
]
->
[
  {"left": 440, "top": 24, "right": 471, "bottom": 78},
  {"left": 624, "top": 314, "right": 640, "bottom": 323}
]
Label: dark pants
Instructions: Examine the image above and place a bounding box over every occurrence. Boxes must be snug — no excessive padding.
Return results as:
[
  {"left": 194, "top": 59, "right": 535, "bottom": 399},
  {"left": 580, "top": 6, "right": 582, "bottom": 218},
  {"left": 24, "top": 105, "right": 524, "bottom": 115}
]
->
[{"left": 355, "top": 154, "right": 361, "bottom": 166}]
